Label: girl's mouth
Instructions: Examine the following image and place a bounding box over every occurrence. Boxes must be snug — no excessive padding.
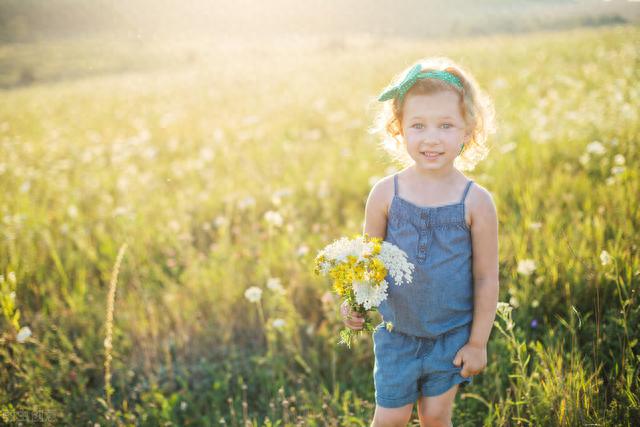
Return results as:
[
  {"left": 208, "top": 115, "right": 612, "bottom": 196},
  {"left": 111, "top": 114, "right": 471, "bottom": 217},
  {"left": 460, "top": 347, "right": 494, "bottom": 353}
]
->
[{"left": 421, "top": 151, "right": 443, "bottom": 159}]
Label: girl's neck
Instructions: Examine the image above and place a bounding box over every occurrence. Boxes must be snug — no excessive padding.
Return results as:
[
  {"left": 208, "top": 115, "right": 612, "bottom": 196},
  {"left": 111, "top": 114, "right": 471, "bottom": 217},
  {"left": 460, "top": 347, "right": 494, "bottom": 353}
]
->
[{"left": 407, "top": 164, "right": 462, "bottom": 185}]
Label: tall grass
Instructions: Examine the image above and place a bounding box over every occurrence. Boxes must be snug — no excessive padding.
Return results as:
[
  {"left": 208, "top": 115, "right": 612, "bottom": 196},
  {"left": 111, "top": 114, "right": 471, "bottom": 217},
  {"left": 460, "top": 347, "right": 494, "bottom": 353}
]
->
[{"left": 0, "top": 24, "right": 638, "bottom": 425}]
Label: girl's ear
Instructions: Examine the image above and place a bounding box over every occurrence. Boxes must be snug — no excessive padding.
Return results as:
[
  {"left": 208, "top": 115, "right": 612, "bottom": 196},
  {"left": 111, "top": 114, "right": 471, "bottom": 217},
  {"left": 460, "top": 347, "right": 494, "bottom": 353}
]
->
[{"left": 463, "top": 129, "right": 472, "bottom": 143}]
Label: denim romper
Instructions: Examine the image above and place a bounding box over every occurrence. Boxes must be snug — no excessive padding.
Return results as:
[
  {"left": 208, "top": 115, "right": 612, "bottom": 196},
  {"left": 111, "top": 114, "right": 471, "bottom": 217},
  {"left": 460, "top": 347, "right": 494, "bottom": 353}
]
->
[{"left": 372, "top": 173, "right": 475, "bottom": 408}]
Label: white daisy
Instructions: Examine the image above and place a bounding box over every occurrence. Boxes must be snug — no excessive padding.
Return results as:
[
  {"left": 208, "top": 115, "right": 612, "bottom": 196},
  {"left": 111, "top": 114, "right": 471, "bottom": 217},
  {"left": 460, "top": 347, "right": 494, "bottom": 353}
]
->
[
  {"left": 517, "top": 259, "right": 536, "bottom": 276},
  {"left": 244, "top": 286, "right": 262, "bottom": 303}
]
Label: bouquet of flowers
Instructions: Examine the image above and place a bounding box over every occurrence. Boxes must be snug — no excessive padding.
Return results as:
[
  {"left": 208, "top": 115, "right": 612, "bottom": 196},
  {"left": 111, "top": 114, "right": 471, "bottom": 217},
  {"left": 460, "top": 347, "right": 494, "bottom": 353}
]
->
[{"left": 314, "top": 233, "right": 415, "bottom": 348}]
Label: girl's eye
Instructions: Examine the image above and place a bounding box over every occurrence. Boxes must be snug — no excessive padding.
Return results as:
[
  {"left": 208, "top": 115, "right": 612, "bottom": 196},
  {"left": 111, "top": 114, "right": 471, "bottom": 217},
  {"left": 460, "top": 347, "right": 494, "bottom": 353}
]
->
[
  {"left": 411, "top": 123, "right": 424, "bottom": 129},
  {"left": 441, "top": 123, "right": 453, "bottom": 129}
]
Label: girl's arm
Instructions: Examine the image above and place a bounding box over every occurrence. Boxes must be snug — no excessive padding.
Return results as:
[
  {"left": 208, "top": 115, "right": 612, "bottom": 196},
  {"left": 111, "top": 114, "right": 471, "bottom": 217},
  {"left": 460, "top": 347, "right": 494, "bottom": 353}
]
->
[
  {"left": 362, "top": 177, "right": 393, "bottom": 240},
  {"left": 468, "top": 185, "right": 500, "bottom": 348}
]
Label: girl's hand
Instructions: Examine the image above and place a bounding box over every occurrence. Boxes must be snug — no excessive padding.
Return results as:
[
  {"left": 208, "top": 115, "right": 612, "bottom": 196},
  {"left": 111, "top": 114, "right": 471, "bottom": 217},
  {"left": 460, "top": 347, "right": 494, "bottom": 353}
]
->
[
  {"left": 453, "top": 342, "right": 487, "bottom": 378},
  {"left": 340, "top": 300, "right": 364, "bottom": 330}
]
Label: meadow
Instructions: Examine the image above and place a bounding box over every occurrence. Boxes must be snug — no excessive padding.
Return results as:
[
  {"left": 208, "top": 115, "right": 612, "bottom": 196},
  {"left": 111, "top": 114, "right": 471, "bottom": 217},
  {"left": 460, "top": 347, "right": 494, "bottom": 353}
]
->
[{"left": 0, "top": 24, "right": 638, "bottom": 426}]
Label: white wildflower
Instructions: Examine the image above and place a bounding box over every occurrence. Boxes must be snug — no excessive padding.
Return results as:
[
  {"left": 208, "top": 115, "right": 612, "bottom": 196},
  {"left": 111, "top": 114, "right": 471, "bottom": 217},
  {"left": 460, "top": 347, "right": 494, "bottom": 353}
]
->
[
  {"left": 613, "top": 154, "right": 625, "bottom": 165},
  {"left": 579, "top": 153, "right": 590, "bottom": 166},
  {"left": 316, "top": 236, "right": 373, "bottom": 264},
  {"left": 244, "top": 286, "right": 262, "bottom": 303},
  {"left": 378, "top": 242, "right": 414, "bottom": 286},
  {"left": 305, "top": 324, "right": 315, "bottom": 336},
  {"left": 528, "top": 222, "right": 542, "bottom": 230},
  {"left": 509, "top": 295, "right": 520, "bottom": 308},
  {"left": 296, "top": 244, "right": 309, "bottom": 257},
  {"left": 586, "top": 141, "right": 606, "bottom": 155},
  {"left": 353, "top": 280, "right": 389, "bottom": 310},
  {"left": 496, "top": 301, "right": 513, "bottom": 318},
  {"left": 266, "top": 277, "right": 286, "bottom": 294},
  {"left": 517, "top": 259, "right": 536, "bottom": 276},
  {"left": 264, "top": 210, "right": 283, "bottom": 227},
  {"left": 17, "top": 326, "right": 31, "bottom": 343},
  {"left": 8, "top": 271, "right": 16, "bottom": 283},
  {"left": 610, "top": 165, "right": 625, "bottom": 176},
  {"left": 180, "top": 401, "right": 188, "bottom": 411},
  {"left": 600, "top": 250, "right": 612, "bottom": 266},
  {"left": 272, "top": 318, "right": 286, "bottom": 329},
  {"left": 531, "top": 299, "right": 539, "bottom": 308}
]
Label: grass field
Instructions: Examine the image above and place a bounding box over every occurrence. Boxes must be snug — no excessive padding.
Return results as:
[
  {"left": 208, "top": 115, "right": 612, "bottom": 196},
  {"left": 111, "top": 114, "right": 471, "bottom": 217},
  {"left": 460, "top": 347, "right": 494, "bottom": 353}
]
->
[{"left": 0, "top": 23, "right": 639, "bottom": 426}]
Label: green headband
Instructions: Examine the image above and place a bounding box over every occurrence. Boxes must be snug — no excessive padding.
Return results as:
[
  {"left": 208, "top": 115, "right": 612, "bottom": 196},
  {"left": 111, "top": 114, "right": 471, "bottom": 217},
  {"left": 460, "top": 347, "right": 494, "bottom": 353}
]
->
[{"left": 377, "top": 64, "right": 463, "bottom": 102}]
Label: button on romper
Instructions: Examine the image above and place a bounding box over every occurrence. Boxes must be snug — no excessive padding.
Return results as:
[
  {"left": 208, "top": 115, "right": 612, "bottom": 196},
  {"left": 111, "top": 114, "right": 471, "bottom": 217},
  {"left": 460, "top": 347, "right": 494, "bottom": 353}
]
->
[{"left": 372, "top": 173, "right": 475, "bottom": 408}]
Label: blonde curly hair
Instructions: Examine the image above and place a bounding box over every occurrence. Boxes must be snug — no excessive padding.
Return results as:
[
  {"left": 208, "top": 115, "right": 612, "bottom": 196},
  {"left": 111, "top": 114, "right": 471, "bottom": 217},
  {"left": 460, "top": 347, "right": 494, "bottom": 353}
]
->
[{"left": 368, "top": 56, "right": 497, "bottom": 171}]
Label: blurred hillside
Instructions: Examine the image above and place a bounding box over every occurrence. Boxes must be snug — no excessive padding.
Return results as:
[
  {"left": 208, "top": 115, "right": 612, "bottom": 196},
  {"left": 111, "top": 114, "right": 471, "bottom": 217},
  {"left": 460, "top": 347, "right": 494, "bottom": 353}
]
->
[{"left": 1, "top": 0, "right": 639, "bottom": 43}]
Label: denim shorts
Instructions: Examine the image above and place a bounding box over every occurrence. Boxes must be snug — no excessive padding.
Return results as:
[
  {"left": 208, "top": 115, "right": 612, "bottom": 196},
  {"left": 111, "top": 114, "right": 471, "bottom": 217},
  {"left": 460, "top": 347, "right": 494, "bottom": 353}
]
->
[{"left": 372, "top": 322, "right": 474, "bottom": 408}]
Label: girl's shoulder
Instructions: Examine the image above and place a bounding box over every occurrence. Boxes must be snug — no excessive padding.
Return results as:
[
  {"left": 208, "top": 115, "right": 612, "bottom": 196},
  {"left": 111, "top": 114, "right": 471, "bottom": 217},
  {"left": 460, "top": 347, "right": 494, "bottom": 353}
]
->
[
  {"left": 465, "top": 181, "right": 497, "bottom": 228},
  {"left": 367, "top": 173, "right": 397, "bottom": 217}
]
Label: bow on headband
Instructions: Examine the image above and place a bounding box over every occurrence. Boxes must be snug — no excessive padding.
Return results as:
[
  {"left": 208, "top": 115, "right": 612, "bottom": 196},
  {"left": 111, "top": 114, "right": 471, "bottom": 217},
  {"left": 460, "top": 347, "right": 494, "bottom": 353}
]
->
[{"left": 377, "top": 64, "right": 463, "bottom": 102}]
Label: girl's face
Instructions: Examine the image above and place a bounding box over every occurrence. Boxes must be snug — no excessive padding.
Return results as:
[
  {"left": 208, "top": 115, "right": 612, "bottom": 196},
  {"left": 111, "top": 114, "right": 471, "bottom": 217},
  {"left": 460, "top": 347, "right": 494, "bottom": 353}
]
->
[{"left": 400, "top": 90, "right": 470, "bottom": 172}]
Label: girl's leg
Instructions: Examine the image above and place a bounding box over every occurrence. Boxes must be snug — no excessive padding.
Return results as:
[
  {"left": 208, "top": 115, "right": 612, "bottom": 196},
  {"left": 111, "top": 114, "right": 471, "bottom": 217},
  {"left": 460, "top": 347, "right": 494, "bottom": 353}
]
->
[
  {"left": 371, "top": 402, "right": 414, "bottom": 427},
  {"left": 416, "top": 383, "right": 459, "bottom": 427}
]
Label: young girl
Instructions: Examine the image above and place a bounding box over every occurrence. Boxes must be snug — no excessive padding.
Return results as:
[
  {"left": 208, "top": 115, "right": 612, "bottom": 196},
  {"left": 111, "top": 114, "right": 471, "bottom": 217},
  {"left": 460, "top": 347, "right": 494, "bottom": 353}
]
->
[{"left": 341, "top": 56, "right": 499, "bottom": 426}]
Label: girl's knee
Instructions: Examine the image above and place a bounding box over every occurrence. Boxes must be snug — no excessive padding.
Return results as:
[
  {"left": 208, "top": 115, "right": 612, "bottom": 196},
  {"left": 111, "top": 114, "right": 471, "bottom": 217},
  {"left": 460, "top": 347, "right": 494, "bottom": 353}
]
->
[
  {"left": 419, "top": 413, "right": 452, "bottom": 427},
  {"left": 371, "top": 403, "right": 414, "bottom": 427}
]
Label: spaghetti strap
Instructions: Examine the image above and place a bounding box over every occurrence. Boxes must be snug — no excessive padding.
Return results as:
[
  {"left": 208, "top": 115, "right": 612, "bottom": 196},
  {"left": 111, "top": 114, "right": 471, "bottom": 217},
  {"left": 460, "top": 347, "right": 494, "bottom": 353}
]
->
[
  {"left": 393, "top": 174, "right": 399, "bottom": 196},
  {"left": 460, "top": 180, "right": 474, "bottom": 203}
]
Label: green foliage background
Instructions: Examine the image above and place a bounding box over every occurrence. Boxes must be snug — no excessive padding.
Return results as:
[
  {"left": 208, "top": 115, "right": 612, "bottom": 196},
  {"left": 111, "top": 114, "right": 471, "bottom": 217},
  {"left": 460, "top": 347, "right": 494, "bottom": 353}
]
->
[{"left": 0, "top": 22, "right": 638, "bottom": 426}]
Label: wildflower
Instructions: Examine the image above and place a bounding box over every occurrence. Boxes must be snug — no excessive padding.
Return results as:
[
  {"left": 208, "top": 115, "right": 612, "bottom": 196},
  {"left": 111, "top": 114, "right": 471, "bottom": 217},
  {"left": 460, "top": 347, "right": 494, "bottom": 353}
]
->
[
  {"left": 509, "top": 295, "right": 520, "bottom": 308},
  {"left": 528, "top": 222, "right": 542, "bottom": 230},
  {"left": 264, "top": 210, "right": 283, "bottom": 227},
  {"left": 296, "top": 244, "right": 310, "bottom": 257},
  {"left": 517, "top": 259, "right": 536, "bottom": 276},
  {"left": 578, "top": 153, "right": 590, "bottom": 166},
  {"left": 180, "top": 401, "right": 188, "bottom": 411},
  {"left": 314, "top": 234, "right": 414, "bottom": 347},
  {"left": 353, "top": 280, "right": 389, "bottom": 310},
  {"left": 613, "top": 154, "right": 625, "bottom": 165},
  {"left": 586, "top": 141, "right": 606, "bottom": 155},
  {"left": 305, "top": 324, "right": 315, "bottom": 336},
  {"left": 16, "top": 326, "right": 31, "bottom": 343},
  {"left": 531, "top": 299, "right": 539, "bottom": 308},
  {"left": 610, "top": 165, "right": 625, "bottom": 175},
  {"left": 599, "top": 250, "right": 612, "bottom": 266},
  {"left": 272, "top": 318, "right": 286, "bottom": 329},
  {"left": 8, "top": 271, "right": 16, "bottom": 283},
  {"left": 496, "top": 301, "right": 513, "bottom": 318},
  {"left": 266, "top": 278, "right": 286, "bottom": 294},
  {"left": 385, "top": 321, "right": 394, "bottom": 332},
  {"left": 530, "top": 318, "right": 538, "bottom": 328},
  {"left": 244, "top": 286, "right": 262, "bottom": 303}
]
